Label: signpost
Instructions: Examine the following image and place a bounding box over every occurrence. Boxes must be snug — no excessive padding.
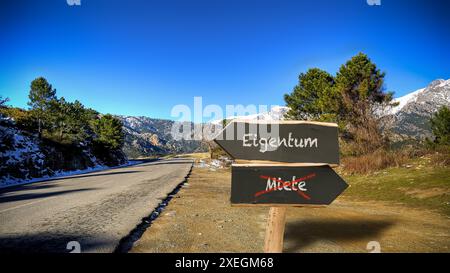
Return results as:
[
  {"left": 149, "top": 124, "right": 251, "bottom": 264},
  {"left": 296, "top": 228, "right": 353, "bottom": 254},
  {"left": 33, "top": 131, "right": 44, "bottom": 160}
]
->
[
  {"left": 213, "top": 120, "right": 348, "bottom": 253},
  {"left": 231, "top": 165, "right": 348, "bottom": 206},
  {"left": 214, "top": 120, "right": 340, "bottom": 165}
]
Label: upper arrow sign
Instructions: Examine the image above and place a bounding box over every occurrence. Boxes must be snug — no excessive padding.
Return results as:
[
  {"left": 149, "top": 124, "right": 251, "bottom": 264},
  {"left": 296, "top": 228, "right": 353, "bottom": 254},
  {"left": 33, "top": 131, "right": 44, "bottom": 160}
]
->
[{"left": 214, "top": 121, "right": 339, "bottom": 165}]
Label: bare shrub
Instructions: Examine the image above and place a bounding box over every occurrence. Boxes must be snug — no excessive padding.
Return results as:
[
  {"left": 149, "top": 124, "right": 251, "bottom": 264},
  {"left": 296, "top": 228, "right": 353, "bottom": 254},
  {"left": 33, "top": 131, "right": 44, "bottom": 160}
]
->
[
  {"left": 341, "top": 149, "right": 409, "bottom": 175},
  {"left": 429, "top": 146, "right": 450, "bottom": 167}
]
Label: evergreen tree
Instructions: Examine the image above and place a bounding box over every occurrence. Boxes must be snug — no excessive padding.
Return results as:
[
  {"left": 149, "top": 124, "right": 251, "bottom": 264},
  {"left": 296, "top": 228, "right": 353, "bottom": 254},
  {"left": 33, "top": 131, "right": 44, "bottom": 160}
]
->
[
  {"left": 333, "top": 53, "right": 395, "bottom": 154},
  {"left": 335, "top": 52, "right": 394, "bottom": 123},
  {"left": 92, "top": 114, "right": 124, "bottom": 150},
  {"left": 284, "top": 68, "right": 338, "bottom": 121},
  {"left": 284, "top": 53, "right": 396, "bottom": 155},
  {"left": 28, "top": 77, "right": 57, "bottom": 137},
  {"left": 49, "top": 97, "right": 98, "bottom": 143},
  {"left": 430, "top": 106, "right": 450, "bottom": 146}
]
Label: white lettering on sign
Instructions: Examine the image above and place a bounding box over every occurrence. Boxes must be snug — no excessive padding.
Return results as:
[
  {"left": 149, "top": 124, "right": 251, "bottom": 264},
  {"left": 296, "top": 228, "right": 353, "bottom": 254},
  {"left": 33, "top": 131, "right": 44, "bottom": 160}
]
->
[
  {"left": 243, "top": 133, "right": 318, "bottom": 153},
  {"left": 265, "top": 176, "right": 307, "bottom": 192}
]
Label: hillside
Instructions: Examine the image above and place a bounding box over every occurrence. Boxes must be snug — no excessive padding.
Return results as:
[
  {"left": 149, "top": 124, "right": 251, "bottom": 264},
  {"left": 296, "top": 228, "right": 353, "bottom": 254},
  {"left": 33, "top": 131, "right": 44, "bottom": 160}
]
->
[
  {"left": 118, "top": 116, "right": 207, "bottom": 158},
  {"left": 383, "top": 79, "right": 450, "bottom": 139},
  {"left": 209, "top": 79, "right": 450, "bottom": 141},
  {"left": 0, "top": 117, "right": 127, "bottom": 186}
]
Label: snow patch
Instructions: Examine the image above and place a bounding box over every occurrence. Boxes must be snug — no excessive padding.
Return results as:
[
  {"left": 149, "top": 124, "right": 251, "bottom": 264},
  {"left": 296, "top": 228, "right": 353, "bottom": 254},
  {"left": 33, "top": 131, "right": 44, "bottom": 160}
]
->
[
  {"left": 211, "top": 105, "right": 289, "bottom": 125},
  {"left": 389, "top": 88, "right": 425, "bottom": 115}
]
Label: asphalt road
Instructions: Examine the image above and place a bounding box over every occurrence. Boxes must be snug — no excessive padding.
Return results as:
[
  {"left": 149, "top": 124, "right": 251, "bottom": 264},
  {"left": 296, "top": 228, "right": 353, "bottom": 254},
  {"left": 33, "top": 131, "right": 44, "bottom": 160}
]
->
[{"left": 0, "top": 158, "right": 193, "bottom": 253}]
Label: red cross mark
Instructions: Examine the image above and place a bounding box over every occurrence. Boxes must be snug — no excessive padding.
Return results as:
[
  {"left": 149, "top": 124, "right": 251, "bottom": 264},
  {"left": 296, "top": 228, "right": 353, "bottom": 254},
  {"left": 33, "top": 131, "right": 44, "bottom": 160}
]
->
[{"left": 254, "top": 173, "right": 316, "bottom": 200}]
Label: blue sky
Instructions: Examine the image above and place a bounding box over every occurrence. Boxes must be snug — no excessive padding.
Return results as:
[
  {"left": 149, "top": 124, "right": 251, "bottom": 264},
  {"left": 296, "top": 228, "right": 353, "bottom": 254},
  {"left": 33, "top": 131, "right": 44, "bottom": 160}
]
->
[{"left": 1, "top": 0, "right": 449, "bottom": 120}]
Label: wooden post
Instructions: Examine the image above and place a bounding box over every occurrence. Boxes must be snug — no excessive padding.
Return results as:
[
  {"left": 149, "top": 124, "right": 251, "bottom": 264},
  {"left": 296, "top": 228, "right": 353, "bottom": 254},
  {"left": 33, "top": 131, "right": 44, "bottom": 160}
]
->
[{"left": 264, "top": 207, "right": 287, "bottom": 253}]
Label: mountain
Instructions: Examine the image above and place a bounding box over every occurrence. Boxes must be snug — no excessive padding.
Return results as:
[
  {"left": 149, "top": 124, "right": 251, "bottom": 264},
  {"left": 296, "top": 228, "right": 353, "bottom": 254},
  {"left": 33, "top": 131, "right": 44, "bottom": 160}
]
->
[
  {"left": 211, "top": 106, "right": 290, "bottom": 124},
  {"left": 212, "top": 79, "right": 449, "bottom": 140},
  {"left": 383, "top": 79, "right": 450, "bottom": 139},
  {"left": 0, "top": 117, "right": 127, "bottom": 184},
  {"left": 119, "top": 79, "right": 449, "bottom": 158},
  {"left": 118, "top": 116, "right": 206, "bottom": 158}
]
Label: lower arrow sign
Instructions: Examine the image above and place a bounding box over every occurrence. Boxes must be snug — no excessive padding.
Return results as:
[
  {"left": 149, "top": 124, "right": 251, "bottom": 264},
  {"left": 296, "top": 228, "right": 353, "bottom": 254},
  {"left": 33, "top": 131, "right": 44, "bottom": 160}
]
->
[{"left": 231, "top": 165, "right": 348, "bottom": 206}]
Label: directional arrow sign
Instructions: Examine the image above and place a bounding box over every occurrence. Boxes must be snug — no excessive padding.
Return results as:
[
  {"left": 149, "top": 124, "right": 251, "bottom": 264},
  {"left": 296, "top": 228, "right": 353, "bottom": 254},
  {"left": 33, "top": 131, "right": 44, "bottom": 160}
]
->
[
  {"left": 231, "top": 165, "right": 348, "bottom": 206},
  {"left": 214, "top": 121, "right": 339, "bottom": 165}
]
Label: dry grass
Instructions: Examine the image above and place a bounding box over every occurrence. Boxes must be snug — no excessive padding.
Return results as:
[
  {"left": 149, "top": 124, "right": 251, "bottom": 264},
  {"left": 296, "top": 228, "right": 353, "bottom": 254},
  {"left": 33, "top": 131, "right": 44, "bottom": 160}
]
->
[
  {"left": 341, "top": 145, "right": 450, "bottom": 175},
  {"left": 341, "top": 149, "right": 409, "bottom": 175},
  {"left": 430, "top": 152, "right": 450, "bottom": 167},
  {"left": 429, "top": 146, "right": 450, "bottom": 167},
  {"left": 131, "top": 166, "right": 450, "bottom": 253}
]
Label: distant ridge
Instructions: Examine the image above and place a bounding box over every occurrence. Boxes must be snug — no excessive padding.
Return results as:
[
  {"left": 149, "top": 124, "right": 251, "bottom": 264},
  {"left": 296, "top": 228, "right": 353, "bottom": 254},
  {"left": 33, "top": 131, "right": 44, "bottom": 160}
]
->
[{"left": 119, "top": 79, "right": 450, "bottom": 157}]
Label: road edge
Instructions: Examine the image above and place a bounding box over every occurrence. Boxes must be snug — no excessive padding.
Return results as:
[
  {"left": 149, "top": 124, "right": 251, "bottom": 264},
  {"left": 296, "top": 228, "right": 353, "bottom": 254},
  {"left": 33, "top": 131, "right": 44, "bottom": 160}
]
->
[{"left": 114, "top": 161, "right": 194, "bottom": 253}]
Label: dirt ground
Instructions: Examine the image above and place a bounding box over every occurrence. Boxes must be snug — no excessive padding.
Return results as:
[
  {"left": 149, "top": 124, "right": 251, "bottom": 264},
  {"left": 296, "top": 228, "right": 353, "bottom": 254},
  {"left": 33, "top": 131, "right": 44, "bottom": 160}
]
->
[{"left": 131, "top": 167, "right": 450, "bottom": 253}]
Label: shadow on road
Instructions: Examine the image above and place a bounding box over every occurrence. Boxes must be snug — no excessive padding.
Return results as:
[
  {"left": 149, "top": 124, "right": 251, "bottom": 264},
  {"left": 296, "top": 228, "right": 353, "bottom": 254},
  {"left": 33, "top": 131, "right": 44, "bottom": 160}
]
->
[
  {"left": 49, "top": 170, "right": 143, "bottom": 181},
  {"left": 0, "top": 188, "right": 96, "bottom": 203},
  {"left": 145, "top": 161, "right": 193, "bottom": 166},
  {"left": 0, "top": 183, "right": 59, "bottom": 193},
  {"left": 0, "top": 171, "right": 144, "bottom": 195},
  {"left": 0, "top": 233, "right": 114, "bottom": 253},
  {"left": 284, "top": 218, "right": 394, "bottom": 252}
]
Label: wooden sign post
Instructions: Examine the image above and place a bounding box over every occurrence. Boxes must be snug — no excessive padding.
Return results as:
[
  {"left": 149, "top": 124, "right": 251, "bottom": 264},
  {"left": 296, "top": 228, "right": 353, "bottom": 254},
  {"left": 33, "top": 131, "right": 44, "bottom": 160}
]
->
[
  {"left": 214, "top": 120, "right": 348, "bottom": 253},
  {"left": 264, "top": 207, "right": 287, "bottom": 253}
]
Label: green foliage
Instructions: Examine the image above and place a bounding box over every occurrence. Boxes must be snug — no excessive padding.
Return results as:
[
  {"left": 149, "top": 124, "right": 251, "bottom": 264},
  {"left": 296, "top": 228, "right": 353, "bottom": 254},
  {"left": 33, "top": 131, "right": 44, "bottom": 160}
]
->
[
  {"left": 335, "top": 52, "right": 394, "bottom": 122},
  {"left": 2, "top": 77, "right": 126, "bottom": 166},
  {"left": 0, "top": 107, "right": 37, "bottom": 131},
  {"left": 91, "top": 114, "right": 125, "bottom": 150},
  {"left": 284, "top": 68, "right": 338, "bottom": 120},
  {"left": 222, "top": 118, "right": 232, "bottom": 128},
  {"left": 27, "top": 77, "right": 57, "bottom": 136},
  {"left": 46, "top": 97, "right": 98, "bottom": 143},
  {"left": 284, "top": 53, "right": 395, "bottom": 155},
  {"left": 430, "top": 106, "right": 450, "bottom": 146},
  {"left": 28, "top": 77, "right": 57, "bottom": 107}
]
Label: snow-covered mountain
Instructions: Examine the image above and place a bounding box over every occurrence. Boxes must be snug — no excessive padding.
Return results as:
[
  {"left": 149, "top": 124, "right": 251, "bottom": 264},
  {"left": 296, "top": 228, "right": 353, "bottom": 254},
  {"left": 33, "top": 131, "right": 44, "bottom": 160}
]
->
[
  {"left": 211, "top": 79, "right": 449, "bottom": 140},
  {"left": 211, "top": 105, "right": 289, "bottom": 124},
  {"left": 389, "top": 79, "right": 449, "bottom": 115},
  {"left": 118, "top": 106, "right": 290, "bottom": 157},
  {"left": 119, "top": 79, "right": 449, "bottom": 158},
  {"left": 384, "top": 79, "right": 450, "bottom": 139},
  {"left": 118, "top": 116, "right": 206, "bottom": 158}
]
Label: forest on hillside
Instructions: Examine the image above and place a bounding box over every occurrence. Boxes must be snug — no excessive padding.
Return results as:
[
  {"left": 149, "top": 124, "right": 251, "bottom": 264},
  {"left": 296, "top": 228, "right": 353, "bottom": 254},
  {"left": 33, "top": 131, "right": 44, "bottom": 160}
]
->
[{"left": 0, "top": 77, "right": 127, "bottom": 183}]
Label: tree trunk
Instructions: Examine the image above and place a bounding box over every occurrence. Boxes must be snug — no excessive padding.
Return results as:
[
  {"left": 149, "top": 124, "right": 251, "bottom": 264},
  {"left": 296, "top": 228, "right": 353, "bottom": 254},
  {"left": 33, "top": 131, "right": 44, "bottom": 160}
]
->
[{"left": 38, "top": 118, "right": 42, "bottom": 138}]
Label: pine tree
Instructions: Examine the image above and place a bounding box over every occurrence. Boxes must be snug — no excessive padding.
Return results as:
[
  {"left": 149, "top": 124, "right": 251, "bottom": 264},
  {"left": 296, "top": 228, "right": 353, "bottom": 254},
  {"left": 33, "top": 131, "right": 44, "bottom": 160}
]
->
[
  {"left": 284, "top": 68, "right": 338, "bottom": 121},
  {"left": 335, "top": 52, "right": 394, "bottom": 123},
  {"left": 430, "top": 106, "right": 450, "bottom": 146},
  {"left": 284, "top": 53, "right": 396, "bottom": 155},
  {"left": 334, "top": 53, "right": 394, "bottom": 154},
  {"left": 28, "top": 77, "right": 57, "bottom": 137},
  {"left": 92, "top": 114, "right": 124, "bottom": 150},
  {"left": 48, "top": 97, "right": 98, "bottom": 143}
]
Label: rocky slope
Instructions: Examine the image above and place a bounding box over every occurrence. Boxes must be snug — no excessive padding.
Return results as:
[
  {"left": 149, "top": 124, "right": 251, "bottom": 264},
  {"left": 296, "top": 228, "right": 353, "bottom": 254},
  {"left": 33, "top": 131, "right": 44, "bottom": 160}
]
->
[
  {"left": 118, "top": 116, "right": 206, "bottom": 158},
  {"left": 384, "top": 79, "right": 450, "bottom": 139},
  {"left": 211, "top": 105, "right": 289, "bottom": 124},
  {"left": 0, "top": 117, "right": 127, "bottom": 185},
  {"left": 210, "top": 79, "right": 449, "bottom": 140},
  {"left": 118, "top": 79, "right": 449, "bottom": 158}
]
